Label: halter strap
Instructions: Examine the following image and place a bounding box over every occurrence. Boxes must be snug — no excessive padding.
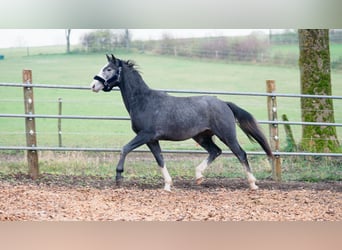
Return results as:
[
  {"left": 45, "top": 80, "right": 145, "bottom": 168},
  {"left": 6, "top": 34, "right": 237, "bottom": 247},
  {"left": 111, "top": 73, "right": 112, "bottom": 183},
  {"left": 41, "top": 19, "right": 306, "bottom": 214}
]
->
[
  {"left": 93, "top": 59, "right": 123, "bottom": 92},
  {"left": 93, "top": 75, "right": 106, "bottom": 84}
]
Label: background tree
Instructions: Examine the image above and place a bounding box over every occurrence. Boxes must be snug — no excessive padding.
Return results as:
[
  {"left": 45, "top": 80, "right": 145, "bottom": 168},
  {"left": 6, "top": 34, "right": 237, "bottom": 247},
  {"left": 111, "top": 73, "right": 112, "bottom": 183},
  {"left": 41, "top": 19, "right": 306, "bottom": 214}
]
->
[
  {"left": 159, "top": 32, "right": 176, "bottom": 55},
  {"left": 123, "top": 29, "right": 131, "bottom": 49},
  {"left": 81, "top": 30, "right": 117, "bottom": 52},
  {"left": 298, "top": 29, "right": 339, "bottom": 152},
  {"left": 65, "top": 29, "right": 71, "bottom": 54}
]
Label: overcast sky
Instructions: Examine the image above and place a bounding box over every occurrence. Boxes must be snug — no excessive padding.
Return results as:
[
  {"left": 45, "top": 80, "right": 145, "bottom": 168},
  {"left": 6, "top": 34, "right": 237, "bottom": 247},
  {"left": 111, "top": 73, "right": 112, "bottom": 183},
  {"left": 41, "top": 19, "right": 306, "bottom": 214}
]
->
[{"left": 0, "top": 29, "right": 276, "bottom": 48}]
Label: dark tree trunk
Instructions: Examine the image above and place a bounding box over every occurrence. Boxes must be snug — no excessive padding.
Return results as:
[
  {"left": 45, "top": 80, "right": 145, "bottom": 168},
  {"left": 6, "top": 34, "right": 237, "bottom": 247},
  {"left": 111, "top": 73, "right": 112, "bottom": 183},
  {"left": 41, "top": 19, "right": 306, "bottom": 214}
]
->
[{"left": 298, "top": 29, "right": 339, "bottom": 152}]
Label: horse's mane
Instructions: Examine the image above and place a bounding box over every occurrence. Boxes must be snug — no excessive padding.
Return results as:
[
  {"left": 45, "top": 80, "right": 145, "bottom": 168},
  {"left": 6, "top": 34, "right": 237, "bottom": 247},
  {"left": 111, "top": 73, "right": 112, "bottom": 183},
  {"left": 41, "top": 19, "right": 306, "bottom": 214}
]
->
[{"left": 124, "top": 60, "right": 140, "bottom": 73}]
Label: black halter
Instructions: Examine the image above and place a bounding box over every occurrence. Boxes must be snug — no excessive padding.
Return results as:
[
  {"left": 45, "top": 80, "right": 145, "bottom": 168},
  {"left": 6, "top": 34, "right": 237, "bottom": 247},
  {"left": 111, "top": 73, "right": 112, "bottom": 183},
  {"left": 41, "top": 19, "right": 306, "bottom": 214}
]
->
[{"left": 93, "top": 60, "right": 123, "bottom": 92}]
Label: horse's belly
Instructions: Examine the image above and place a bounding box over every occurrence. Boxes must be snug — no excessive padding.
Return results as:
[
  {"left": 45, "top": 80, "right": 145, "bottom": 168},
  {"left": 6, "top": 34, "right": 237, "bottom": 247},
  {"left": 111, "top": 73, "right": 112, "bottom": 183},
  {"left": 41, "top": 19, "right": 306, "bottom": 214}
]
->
[{"left": 158, "top": 126, "right": 209, "bottom": 141}]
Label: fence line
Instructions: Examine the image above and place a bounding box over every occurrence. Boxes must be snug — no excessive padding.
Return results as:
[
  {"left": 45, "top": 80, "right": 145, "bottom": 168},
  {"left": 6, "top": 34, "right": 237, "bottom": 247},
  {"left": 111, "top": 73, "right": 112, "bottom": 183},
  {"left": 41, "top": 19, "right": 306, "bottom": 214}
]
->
[
  {"left": 1, "top": 78, "right": 341, "bottom": 181},
  {"left": 0, "top": 114, "right": 131, "bottom": 121},
  {"left": 1, "top": 146, "right": 341, "bottom": 157},
  {"left": 1, "top": 82, "right": 342, "bottom": 99},
  {"left": 1, "top": 114, "right": 341, "bottom": 127}
]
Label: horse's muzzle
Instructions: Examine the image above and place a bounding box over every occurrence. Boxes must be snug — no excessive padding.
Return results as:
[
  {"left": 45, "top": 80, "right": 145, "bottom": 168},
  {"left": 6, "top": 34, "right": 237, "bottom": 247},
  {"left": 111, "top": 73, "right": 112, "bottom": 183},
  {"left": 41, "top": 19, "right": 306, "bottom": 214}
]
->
[{"left": 91, "top": 81, "right": 102, "bottom": 92}]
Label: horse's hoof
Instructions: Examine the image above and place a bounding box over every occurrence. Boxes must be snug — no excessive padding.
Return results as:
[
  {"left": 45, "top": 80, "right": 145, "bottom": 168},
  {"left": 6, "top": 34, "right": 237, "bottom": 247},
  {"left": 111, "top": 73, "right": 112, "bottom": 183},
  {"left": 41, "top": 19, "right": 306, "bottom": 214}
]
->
[
  {"left": 196, "top": 177, "right": 204, "bottom": 185},
  {"left": 163, "top": 183, "right": 172, "bottom": 192},
  {"left": 115, "top": 176, "right": 124, "bottom": 186},
  {"left": 249, "top": 184, "right": 259, "bottom": 191}
]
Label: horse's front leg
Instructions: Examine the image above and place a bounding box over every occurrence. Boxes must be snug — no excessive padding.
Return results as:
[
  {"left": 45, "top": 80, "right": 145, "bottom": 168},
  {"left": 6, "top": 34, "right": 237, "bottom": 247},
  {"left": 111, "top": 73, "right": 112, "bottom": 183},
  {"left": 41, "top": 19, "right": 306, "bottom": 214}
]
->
[
  {"left": 115, "top": 152, "right": 126, "bottom": 183},
  {"left": 147, "top": 141, "right": 172, "bottom": 192},
  {"left": 116, "top": 132, "right": 153, "bottom": 184}
]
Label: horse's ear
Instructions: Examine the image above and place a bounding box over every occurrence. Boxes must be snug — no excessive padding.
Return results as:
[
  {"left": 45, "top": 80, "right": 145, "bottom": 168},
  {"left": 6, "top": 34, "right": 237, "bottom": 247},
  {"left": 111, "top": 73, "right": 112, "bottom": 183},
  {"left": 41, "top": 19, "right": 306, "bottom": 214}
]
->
[
  {"left": 111, "top": 54, "right": 116, "bottom": 63},
  {"left": 106, "top": 54, "right": 111, "bottom": 62}
]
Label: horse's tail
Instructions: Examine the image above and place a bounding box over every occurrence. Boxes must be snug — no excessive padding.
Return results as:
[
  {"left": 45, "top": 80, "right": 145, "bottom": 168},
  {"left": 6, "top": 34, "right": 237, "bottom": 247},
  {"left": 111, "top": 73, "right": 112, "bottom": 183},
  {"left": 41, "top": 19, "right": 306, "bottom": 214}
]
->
[{"left": 226, "top": 102, "right": 273, "bottom": 158}]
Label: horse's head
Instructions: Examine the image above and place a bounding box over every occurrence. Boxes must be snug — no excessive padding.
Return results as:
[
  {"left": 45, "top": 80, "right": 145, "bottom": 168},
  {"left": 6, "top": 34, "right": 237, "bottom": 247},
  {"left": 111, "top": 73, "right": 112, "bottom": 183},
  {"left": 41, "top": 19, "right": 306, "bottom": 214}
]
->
[{"left": 91, "top": 54, "right": 123, "bottom": 92}]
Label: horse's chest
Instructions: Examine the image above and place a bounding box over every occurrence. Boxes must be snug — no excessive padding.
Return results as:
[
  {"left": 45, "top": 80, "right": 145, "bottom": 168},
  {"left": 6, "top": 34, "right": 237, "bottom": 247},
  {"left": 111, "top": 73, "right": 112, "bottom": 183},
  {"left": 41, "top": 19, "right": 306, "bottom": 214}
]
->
[{"left": 130, "top": 113, "right": 152, "bottom": 133}]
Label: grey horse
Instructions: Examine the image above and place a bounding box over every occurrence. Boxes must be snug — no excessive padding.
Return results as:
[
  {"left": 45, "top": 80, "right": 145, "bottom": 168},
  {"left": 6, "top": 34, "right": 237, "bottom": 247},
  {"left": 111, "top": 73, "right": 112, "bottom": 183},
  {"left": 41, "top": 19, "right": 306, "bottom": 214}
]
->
[{"left": 91, "top": 54, "right": 273, "bottom": 191}]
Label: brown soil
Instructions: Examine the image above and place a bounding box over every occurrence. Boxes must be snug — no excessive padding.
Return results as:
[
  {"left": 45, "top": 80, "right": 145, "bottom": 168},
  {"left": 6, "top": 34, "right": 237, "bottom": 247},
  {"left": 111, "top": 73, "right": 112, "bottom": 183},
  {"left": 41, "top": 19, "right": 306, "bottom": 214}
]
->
[{"left": 0, "top": 173, "right": 341, "bottom": 221}]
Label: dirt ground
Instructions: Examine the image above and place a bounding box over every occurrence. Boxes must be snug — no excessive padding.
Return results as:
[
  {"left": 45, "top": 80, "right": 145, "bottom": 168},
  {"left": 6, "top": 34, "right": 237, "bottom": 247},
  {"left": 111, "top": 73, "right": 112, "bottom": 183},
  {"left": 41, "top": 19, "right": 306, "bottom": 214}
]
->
[{"left": 0, "top": 173, "right": 341, "bottom": 221}]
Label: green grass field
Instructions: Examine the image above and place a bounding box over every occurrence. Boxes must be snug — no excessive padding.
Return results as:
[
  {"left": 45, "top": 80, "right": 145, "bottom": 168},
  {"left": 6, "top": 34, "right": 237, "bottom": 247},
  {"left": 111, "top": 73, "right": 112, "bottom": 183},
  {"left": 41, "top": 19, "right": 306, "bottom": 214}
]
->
[
  {"left": 1, "top": 46, "right": 341, "bottom": 149},
  {"left": 0, "top": 45, "right": 341, "bottom": 181}
]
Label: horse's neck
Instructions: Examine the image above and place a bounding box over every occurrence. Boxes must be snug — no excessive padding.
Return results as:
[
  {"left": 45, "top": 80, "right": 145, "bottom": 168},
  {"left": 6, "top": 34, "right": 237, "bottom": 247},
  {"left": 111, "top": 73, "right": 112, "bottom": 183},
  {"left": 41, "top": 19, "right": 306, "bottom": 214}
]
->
[{"left": 119, "top": 72, "right": 151, "bottom": 113}]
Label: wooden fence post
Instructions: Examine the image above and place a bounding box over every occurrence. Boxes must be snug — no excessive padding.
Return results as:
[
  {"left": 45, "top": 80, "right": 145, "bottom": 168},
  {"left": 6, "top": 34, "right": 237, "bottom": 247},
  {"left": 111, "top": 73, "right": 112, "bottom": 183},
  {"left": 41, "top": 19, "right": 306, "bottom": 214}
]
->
[
  {"left": 266, "top": 80, "right": 281, "bottom": 181},
  {"left": 23, "top": 70, "right": 39, "bottom": 179}
]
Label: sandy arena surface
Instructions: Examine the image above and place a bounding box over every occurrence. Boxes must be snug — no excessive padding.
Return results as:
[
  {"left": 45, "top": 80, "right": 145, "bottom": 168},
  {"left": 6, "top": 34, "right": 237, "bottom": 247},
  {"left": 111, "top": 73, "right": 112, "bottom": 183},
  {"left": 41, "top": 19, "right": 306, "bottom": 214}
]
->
[{"left": 0, "top": 174, "right": 341, "bottom": 221}]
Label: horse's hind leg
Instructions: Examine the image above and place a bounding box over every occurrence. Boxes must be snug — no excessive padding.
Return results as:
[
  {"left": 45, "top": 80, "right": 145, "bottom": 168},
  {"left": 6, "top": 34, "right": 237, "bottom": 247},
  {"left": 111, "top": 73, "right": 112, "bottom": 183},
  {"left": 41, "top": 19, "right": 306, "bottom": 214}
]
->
[
  {"left": 193, "top": 133, "right": 222, "bottom": 184},
  {"left": 214, "top": 124, "right": 258, "bottom": 190},
  {"left": 224, "top": 140, "right": 258, "bottom": 190},
  {"left": 147, "top": 141, "right": 172, "bottom": 192}
]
